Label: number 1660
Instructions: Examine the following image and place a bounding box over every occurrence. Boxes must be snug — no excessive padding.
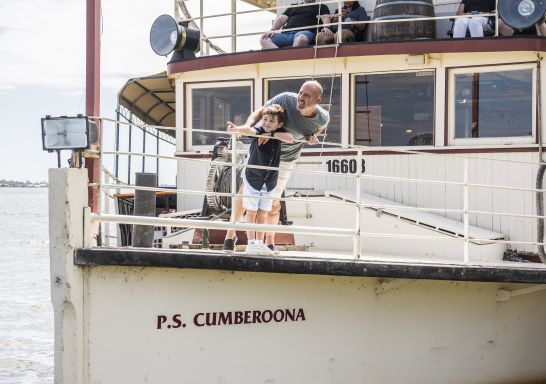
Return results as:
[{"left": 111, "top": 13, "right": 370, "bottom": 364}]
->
[{"left": 325, "top": 159, "right": 366, "bottom": 174}]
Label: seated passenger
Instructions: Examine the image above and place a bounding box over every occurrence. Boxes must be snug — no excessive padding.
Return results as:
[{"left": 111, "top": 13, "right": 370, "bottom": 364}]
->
[
  {"left": 453, "top": 0, "right": 495, "bottom": 38},
  {"left": 260, "top": 0, "right": 330, "bottom": 49},
  {"left": 316, "top": 1, "right": 369, "bottom": 45}
]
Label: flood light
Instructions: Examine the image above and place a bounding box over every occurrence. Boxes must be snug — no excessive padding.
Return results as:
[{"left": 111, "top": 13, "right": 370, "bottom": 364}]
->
[
  {"left": 150, "top": 14, "right": 200, "bottom": 63},
  {"left": 41, "top": 115, "right": 98, "bottom": 151},
  {"left": 499, "top": 0, "right": 546, "bottom": 30}
]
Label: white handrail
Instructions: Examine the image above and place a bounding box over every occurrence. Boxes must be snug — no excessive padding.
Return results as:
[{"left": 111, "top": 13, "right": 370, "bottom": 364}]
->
[{"left": 92, "top": 213, "right": 356, "bottom": 238}]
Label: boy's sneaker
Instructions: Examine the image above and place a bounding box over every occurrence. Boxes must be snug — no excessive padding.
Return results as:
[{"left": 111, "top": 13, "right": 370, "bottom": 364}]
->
[
  {"left": 255, "top": 242, "right": 275, "bottom": 256},
  {"left": 245, "top": 242, "right": 259, "bottom": 254},
  {"left": 267, "top": 244, "right": 280, "bottom": 254},
  {"left": 223, "top": 237, "right": 237, "bottom": 252}
]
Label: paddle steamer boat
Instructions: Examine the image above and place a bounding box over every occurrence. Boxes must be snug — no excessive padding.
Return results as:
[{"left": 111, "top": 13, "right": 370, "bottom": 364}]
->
[{"left": 48, "top": 0, "right": 546, "bottom": 382}]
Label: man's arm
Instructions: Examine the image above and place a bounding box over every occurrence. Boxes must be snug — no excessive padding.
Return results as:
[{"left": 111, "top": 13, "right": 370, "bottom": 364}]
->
[
  {"left": 305, "top": 125, "right": 326, "bottom": 145},
  {"left": 243, "top": 106, "right": 265, "bottom": 129},
  {"left": 456, "top": 3, "right": 465, "bottom": 15},
  {"left": 320, "top": 14, "right": 333, "bottom": 36},
  {"left": 262, "top": 14, "right": 289, "bottom": 39}
]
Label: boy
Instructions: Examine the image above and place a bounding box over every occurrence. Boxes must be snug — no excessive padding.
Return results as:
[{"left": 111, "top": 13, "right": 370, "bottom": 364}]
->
[{"left": 225, "top": 104, "right": 293, "bottom": 255}]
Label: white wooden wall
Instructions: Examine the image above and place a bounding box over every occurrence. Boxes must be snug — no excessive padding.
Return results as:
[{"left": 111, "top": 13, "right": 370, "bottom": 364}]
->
[{"left": 291, "top": 151, "right": 539, "bottom": 253}]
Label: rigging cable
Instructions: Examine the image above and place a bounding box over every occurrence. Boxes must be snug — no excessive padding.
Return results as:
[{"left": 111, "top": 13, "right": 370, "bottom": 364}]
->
[{"left": 535, "top": 54, "right": 546, "bottom": 264}]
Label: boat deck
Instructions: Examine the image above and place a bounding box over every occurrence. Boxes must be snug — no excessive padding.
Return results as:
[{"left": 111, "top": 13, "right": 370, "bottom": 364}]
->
[{"left": 75, "top": 247, "right": 546, "bottom": 284}]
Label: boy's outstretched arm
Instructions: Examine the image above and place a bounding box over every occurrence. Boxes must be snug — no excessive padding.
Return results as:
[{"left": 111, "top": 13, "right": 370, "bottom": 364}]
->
[{"left": 226, "top": 121, "right": 257, "bottom": 136}]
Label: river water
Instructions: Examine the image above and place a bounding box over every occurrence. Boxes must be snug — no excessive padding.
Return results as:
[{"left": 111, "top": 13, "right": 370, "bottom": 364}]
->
[{"left": 0, "top": 188, "right": 53, "bottom": 383}]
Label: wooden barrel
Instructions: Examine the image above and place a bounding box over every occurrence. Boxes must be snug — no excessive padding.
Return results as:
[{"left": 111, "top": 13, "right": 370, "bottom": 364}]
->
[{"left": 372, "top": 0, "right": 436, "bottom": 41}]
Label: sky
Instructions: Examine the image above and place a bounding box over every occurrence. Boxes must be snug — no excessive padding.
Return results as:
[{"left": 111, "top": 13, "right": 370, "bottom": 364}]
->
[{"left": 0, "top": 0, "right": 271, "bottom": 183}]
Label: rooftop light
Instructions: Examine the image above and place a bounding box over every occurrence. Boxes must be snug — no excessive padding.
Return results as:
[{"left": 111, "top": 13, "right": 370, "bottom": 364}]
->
[{"left": 150, "top": 14, "right": 200, "bottom": 63}]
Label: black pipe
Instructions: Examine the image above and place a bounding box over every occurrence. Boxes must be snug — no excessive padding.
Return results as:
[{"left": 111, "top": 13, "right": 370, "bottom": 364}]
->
[{"left": 132, "top": 172, "right": 157, "bottom": 248}]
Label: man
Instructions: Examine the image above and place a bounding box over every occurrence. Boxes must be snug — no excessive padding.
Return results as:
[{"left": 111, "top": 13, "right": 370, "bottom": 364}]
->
[
  {"left": 224, "top": 81, "right": 330, "bottom": 252},
  {"left": 260, "top": 0, "right": 331, "bottom": 49},
  {"left": 452, "top": 0, "right": 495, "bottom": 38}
]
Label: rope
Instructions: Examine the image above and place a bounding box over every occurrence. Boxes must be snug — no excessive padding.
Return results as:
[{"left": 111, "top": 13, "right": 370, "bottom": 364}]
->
[{"left": 300, "top": 0, "right": 340, "bottom": 200}]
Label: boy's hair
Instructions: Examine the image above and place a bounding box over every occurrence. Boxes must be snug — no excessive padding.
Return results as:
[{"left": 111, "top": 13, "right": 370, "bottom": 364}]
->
[{"left": 263, "top": 104, "right": 286, "bottom": 125}]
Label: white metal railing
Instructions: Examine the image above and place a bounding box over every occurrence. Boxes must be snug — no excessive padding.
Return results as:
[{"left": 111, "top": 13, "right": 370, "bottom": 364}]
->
[
  {"left": 173, "top": 0, "right": 506, "bottom": 55},
  {"left": 92, "top": 117, "right": 546, "bottom": 264}
]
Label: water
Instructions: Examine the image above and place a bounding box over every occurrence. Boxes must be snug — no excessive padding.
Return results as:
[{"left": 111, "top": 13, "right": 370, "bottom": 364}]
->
[{"left": 0, "top": 188, "right": 53, "bottom": 383}]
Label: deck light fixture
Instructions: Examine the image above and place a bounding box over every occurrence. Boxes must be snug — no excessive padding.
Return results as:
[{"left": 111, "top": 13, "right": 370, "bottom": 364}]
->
[
  {"left": 41, "top": 115, "right": 98, "bottom": 167},
  {"left": 150, "top": 14, "right": 200, "bottom": 63},
  {"left": 499, "top": 0, "right": 546, "bottom": 30}
]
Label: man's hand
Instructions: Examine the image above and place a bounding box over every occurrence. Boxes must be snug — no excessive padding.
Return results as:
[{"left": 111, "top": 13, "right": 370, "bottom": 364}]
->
[
  {"left": 305, "top": 134, "right": 319, "bottom": 145},
  {"left": 321, "top": 27, "right": 334, "bottom": 36},
  {"left": 261, "top": 30, "right": 276, "bottom": 39}
]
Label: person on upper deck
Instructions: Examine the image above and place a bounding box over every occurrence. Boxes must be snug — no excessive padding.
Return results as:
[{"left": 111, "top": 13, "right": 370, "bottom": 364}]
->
[
  {"left": 260, "top": 0, "right": 331, "bottom": 49},
  {"left": 452, "top": 0, "right": 495, "bottom": 38},
  {"left": 316, "top": 1, "right": 369, "bottom": 45}
]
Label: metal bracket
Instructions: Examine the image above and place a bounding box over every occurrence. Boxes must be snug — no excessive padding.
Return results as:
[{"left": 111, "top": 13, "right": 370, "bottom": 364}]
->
[{"left": 497, "top": 285, "right": 546, "bottom": 302}]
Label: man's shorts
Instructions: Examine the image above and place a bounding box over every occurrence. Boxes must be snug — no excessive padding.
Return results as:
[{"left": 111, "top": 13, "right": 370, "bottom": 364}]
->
[
  {"left": 271, "top": 30, "right": 315, "bottom": 47},
  {"left": 242, "top": 175, "right": 275, "bottom": 212},
  {"left": 270, "top": 160, "right": 297, "bottom": 199}
]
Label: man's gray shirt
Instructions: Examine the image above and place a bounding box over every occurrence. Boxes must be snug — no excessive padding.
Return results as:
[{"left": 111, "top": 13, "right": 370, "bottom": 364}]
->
[{"left": 265, "top": 92, "right": 329, "bottom": 162}]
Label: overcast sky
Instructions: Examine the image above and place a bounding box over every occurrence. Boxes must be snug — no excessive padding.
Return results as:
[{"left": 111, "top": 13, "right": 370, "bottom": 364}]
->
[{"left": 0, "top": 0, "right": 271, "bottom": 182}]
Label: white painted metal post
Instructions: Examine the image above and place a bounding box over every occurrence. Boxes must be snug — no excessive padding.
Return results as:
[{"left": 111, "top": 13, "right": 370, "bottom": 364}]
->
[
  {"left": 103, "top": 171, "right": 110, "bottom": 247},
  {"left": 97, "top": 131, "right": 104, "bottom": 246},
  {"left": 200, "top": 0, "right": 204, "bottom": 55},
  {"left": 231, "top": 135, "right": 237, "bottom": 224},
  {"left": 337, "top": 0, "right": 343, "bottom": 44},
  {"left": 463, "top": 157, "right": 469, "bottom": 263},
  {"left": 354, "top": 149, "right": 362, "bottom": 258},
  {"left": 231, "top": 0, "right": 237, "bottom": 53}
]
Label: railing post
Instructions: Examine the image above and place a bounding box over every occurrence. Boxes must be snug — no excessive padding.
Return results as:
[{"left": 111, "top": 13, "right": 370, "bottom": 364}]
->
[
  {"left": 103, "top": 170, "right": 110, "bottom": 247},
  {"left": 337, "top": 0, "right": 343, "bottom": 44},
  {"left": 354, "top": 149, "right": 362, "bottom": 258},
  {"left": 463, "top": 157, "right": 469, "bottom": 263},
  {"left": 231, "top": 0, "right": 237, "bottom": 53},
  {"left": 200, "top": 0, "right": 204, "bottom": 56},
  {"left": 115, "top": 108, "right": 120, "bottom": 179},
  {"left": 495, "top": 0, "right": 499, "bottom": 36},
  {"left": 231, "top": 134, "right": 237, "bottom": 225}
]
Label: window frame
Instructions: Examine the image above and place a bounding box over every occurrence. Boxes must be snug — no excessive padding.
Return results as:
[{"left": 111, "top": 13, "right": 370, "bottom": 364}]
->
[
  {"left": 447, "top": 63, "right": 537, "bottom": 146},
  {"left": 350, "top": 69, "right": 437, "bottom": 148},
  {"left": 185, "top": 80, "right": 254, "bottom": 152}
]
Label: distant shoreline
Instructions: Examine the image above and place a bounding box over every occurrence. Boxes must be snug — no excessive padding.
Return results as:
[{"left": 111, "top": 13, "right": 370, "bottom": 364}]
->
[{"left": 0, "top": 180, "right": 48, "bottom": 188}]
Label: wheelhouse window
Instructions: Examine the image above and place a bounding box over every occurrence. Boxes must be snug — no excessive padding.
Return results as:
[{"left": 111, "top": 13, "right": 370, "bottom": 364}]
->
[
  {"left": 450, "top": 65, "right": 535, "bottom": 144},
  {"left": 266, "top": 76, "right": 341, "bottom": 144},
  {"left": 187, "top": 81, "right": 252, "bottom": 149},
  {"left": 353, "top": 71, "right": 435, "bottom": 146}
]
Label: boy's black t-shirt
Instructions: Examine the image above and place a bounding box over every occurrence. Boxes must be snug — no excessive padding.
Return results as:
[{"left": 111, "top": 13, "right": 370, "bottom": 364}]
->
[{"left": 245, "top": 127, "right": 286, "bottom": 191}]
